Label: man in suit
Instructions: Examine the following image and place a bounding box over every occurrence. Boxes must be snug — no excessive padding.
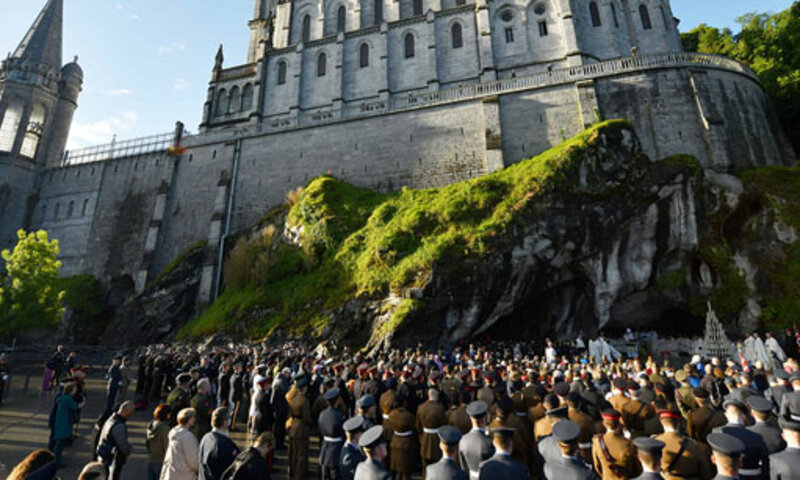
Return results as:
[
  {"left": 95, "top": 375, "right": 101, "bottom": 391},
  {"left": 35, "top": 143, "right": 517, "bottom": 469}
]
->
[
  {"left": 632, "top": 437, "right": 666, "bottom": 480},
  {"left": 341, "top": 416, "right": 367, "bottom": 480},
  {"left": 543, "top": 420, "right": 598, "bottom": 480},
  {"left": 425, "top": 425, "right": 468, "bottom": 480},
  {"left": 766, "top": 371, "right": 792, "bottom": 414},
  {"left": 770, "top": 418, "right": 800, "bottom": 480},
  {"left": 460, "top": 401, "right": 494, "bottom": 480},
  {"left": 707, "top": 433, "right": 746, "bottom": 480},
  {"left": 319, "top": 387, "right": 346, "bottom": 480},
  {"left": 712, "top": 399, "right": 771, "bottom": 480},
  {"left": 478, "top": 426, "right": 530, "bottom": 479},
  {"left": 355, "top": 426, "right": 392, "bottom": 480},
  {"left": 748, "top": 396, "right": 786, "bottom": 454},
  {"left": 780, "top": 373, "right": 800, "bottom": 421}
]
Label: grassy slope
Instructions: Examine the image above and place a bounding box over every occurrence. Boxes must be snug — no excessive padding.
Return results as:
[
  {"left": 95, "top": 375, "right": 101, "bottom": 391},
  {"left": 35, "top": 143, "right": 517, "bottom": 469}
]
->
[{"left": 179, "top": 119, "right": 634, "bottom": 340}]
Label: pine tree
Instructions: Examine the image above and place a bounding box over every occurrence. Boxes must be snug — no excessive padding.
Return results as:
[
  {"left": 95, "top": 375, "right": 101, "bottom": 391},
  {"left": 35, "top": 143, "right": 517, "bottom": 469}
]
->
[{"left": 704, "top": 302, "right": 732, "bottom": 359}]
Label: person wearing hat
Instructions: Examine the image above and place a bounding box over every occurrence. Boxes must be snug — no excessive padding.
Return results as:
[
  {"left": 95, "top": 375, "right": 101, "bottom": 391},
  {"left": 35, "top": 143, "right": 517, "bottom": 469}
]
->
[
  {"left": 441, "top": 366, "right": 464, "bottom": 408},
  {"left": 707, "top": 433, "right": 747, "bottom": 480},
  {"left": 229, "top": 362, "right": 246, "bottom": 432},
  {"left": 478, "top": 426, "right": 530, "bottom": 479},
  {"left": 535, "top": 394, "right": 562, "bottom": 442},
  {"left": 537, "top": 405, "right": 570, "bottom": 466},
  {"left": 217, "top": 362, "right": 233, "bottom": 409},
  {"left": 355, "top": 426, "right": 392, "bottom": 480},
  {"left": 105, "top": 354, "right": 124, "bottom": 415},
  {"left": 286, "top": 373, "right": 312, "bottom": 480},
  {"left": 448, "top": 391, "right": 473, "bottom": 434},
  {"left": 609, "top": 378, "right": 632, "bottom": 415},
  {"left": 711, "top": 399, "right": 770, "bottom": 480},
  {"left": 765, "top": 371, "right": 791, "bottom": 413},
  {"left": 461, "top": 401, "right": 495, "bottom": 480},
  {"left": 492, "top": 395, "right": 533, "bottom": 472},
  {"left": 747, "top": 396, "right": 786, "bottom": 454},
  {"left": 652, "top": 407, "right": 713, "bottom": 480},
  {"left": 632, "top": 437, "right": 666, "bottom": 480},
  {"left": 319, "top": 387, "right": 346, "bottom": 480},
  {"left": 675, "top": 369, "right": 698, "bottom": 419},
  {"left": 271, "top": 367, "right": 292, "bottom": 451},
  {"left": 167, "top": 374, "right": 193, "bottom": 428},
  {"left": 622, "top": 383, "right": 655, "bottom": 439},
  {"left": 477, "top": 371, "right": 498, "bottom": 412},
  {"left": 358, "top": 394, "right": 378, "bottom": 429},
  {"left": 592, "top": 409, "right": 641, "bottom": 480},
  {"left": 688, "top": 388, "right": 727, "bottom": 445},
  {"left": 341, "top": 416, "right": 368, "bottom": 480},
  {"left": 425, "top": 425, "right": 468, "bottom": 480},
  {"left": 543, "top": 420, "right": 597, "bottom": 480},
  {"left": 769, "top": 418, "right": 800, "bottom": 480},
  {"left": 417, "top": 388, "right": 449, "bottom": 477},
  {"left": 388, "top": 391, "right": 419, "bottom": 480},
  {"left": 779, "top": 374, "right": 800, "bottom": 423},
  {"left": 191, "top": 378, "right": 214, "bottom": 440},
  {"left": 566, "top": 391, "right": 597, "bottom": 463}
]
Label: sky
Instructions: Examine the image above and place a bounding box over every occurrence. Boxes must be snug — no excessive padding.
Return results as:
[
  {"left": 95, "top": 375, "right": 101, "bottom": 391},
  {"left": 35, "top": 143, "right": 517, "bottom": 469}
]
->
[{"left": 0, "top": 0, "right": 795, "bottom": 150}]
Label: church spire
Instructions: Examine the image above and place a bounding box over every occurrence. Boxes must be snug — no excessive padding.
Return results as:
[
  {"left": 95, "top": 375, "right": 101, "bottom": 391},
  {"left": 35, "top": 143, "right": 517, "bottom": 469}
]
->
[{"left": 12, "top": 0, "right": 63, "bottom": 69}]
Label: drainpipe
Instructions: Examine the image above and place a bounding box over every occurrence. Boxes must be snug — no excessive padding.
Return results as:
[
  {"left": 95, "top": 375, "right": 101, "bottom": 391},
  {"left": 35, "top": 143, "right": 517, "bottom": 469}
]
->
[{"left": 213, "top": 137, "right": 242, "bottom": 301}]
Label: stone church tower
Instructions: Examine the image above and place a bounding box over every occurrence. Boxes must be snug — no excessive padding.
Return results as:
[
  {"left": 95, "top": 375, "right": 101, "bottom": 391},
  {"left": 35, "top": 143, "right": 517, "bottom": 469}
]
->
[{"left": 0, "top": 0, "right": 82, "bottom": 250}]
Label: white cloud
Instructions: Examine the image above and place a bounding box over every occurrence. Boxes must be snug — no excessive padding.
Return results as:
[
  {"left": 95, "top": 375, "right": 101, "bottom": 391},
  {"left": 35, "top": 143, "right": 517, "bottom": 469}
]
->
[
  {"left": 157, "top": 41, "right": 188, "bottom": 56},
  {"left": 115, "top": 3, "right": 140, "bottom": 21},
  {"left": 105, "top": 89, "right": 133, "bottom": 97},
  {"left": 172, "top": 78, "right": 189, "bottom": 92},
  {"left": 67, "top": 112, "right": 140, "bottom": 150}
]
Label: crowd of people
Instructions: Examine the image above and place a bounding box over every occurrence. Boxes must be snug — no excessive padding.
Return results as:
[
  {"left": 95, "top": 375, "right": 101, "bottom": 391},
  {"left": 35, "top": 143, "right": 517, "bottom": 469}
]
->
[{"left": 4, "top": 330, "right": 800, "bottom": 480}]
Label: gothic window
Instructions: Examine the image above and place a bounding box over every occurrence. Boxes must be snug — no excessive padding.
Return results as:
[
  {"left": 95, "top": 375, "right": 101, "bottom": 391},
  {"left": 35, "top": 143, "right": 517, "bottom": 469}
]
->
[
  {"left": 20, "top": 103, "right": 46, "bottom": 159},
  {"left": 0, "top": 102, "right": 22, "bottom": 152},
  {"left": 404, "top": 33, "right": 415, "bottom": 58},
  {"left": 413, "top": 0, "right": 423, "bottom": 16},
  {"left": 359, "top": 43, "right": 370, "bottom": 67},
  {"left": 639, "top": 4, "right": 652, "bottom": 30},
  {"left": 538, "top": 21, "right": 548, "bottom": 36},
  {"left": 451, "top": 23, "right": 463, "bottom": 49},
  {"left": 302, "top": 14, "right": 312, "bottom": 43},
  {"left": 216, "top": 89, "right": 229, "bottom": 115},
  {"left": 610, "top": 3, "right": 619, "bottom": 28},
  {"left": 228, "top": 86, "right": 241, "bottom": 113},
  {"left": 337, "top": 5, "right": 346, "bottom": 33},
  {"left": 241, "top": 84, "right": 254, "bottom": 110},
  {"left": 504, "top": 27, "right": 514, "bottom": 43},
  {"left": 54, "top": 202, "right": 61, "bottom": 220},
  {"left": 67, "top": 201, "right": 74, "bottom": 218},
  {"left": 374, "top": 0, "right": 383, "bottom": 25},
  {"left": 82, "top": 199, "right": 89, "bottom": 216},
  {"left": 277, "top": 61, "right": 287, "bottom": 84},
  {"left": 590, "top": 2, "right": 601, "bottom": 27},
  {"left": 317, "top": 52, "right": 327, "bottom": 76}
]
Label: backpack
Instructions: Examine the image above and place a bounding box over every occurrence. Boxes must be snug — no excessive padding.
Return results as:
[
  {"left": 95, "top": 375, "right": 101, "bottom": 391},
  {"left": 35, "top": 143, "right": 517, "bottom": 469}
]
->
[{"left": 221, "top": 450, "right": 252, "bottom": 480}]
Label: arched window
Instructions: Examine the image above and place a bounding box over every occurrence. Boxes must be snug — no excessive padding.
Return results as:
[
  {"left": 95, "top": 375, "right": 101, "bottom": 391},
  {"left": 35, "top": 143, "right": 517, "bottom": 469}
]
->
[
  {"left": 413, "top": 0, "right": 423, "bottom": 16},
  {"left": 337, "top": 6, "right": 347, "bottom": 32},
  {"left": 374, "top": 0, "right": 383, "bottom": 25},
  {"left": 404, "top": 33, "right": 415, "bottom": 58},
  {"left": 610, "top": 3, "right": 619, "bottom": 28},
  {"left": 0, "top": 102, "right": 22, "bottom": 152},
  {"left": 451, "top": 23, "right": 463, "bottom": 49},
  {"left": 317, "top": 53, "right": 327, "bottom": 76},
  {"left": 277, "top": 61, "right": 287, "bottom": 84},
  {"left": 54, "top": 202, "right": 61, "bottom": 220},
  {"left": 82, "top": 199, "right": 89, "bottom": 216},
  {"left": 359, "top": 43, "right": 370, "bottom": 67},
  {"left": 67, "top": 201, "right": 75, "bottom": 218},
  {"left": 228, "top": 86, "right": 241, "bottom": 113},
  {"left": 216, "top": 89, "right": 229, "bottom": 116},
  {"left": 20, "top": 103, "right": 46, "bottom": 159},
  {"left": 590, "top": 2, "right": 601, "bottom": 27},
  {"left": 241, "top": 84, "right": 254, "bottom": 110},
  {"left": 639, "top": 4, "right": 652, "bottom": 30},
  {"left": 302, "top": 15, "right": 312, "bottom": 43}
]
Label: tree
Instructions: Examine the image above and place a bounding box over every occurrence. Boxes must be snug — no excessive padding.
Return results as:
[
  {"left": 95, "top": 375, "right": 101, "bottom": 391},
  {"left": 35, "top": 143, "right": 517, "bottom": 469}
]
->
[
  {"left": 0, "top": 230, "right": 65, "bottom": 337},
  {"left": 681, "top": 3, "right": 800, "bottom": 155}
]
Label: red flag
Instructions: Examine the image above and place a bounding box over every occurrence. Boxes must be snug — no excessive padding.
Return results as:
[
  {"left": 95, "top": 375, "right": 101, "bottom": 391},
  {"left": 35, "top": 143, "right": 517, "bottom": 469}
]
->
[{"left": 739, "top": 350, "right": 749, "bottom": 372}]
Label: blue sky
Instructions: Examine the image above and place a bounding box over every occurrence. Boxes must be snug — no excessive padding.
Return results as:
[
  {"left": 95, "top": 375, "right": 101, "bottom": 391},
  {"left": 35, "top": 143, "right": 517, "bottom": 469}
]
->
[{"left": 0, "top": 0, "right": 794, "bottom": 150}]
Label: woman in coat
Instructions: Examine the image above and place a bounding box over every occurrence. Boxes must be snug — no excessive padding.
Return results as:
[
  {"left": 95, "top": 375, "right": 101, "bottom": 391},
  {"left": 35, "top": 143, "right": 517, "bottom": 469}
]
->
[
  {"left": 52, "top": 383, "right": 80, "bottom": 466},
  {"left": 160, "top": 408, "right": 199, "bottom": 480},
  {"left": 146, "top": 404, "right": 171, "bottom": 480}
]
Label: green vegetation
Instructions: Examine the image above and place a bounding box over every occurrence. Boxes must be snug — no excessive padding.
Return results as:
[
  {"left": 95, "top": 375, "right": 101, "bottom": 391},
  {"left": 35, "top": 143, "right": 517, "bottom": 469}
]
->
[
  {"left": 657, "top": 268, "right": 688, "bottom": 290},
  {"left": 59, "top": 275, "right": 106, "bottom": 342},
  {"left": 689, "top": 242, "right": 748, "bottom": 321},
  {"left": 654, "top": 154, "right": 704, "bottom": 177},
  {"left": 180, "top": 119, "right": 635, "bottom": 340},
  {"left": 681, "top": 3, "right": 800, "bottom": 153},
  {"left": 147, "top": 240, "right": 207, "bottom": 289},
  {"left": 0, "top": 230, "right": 65, "bottom": 337}
]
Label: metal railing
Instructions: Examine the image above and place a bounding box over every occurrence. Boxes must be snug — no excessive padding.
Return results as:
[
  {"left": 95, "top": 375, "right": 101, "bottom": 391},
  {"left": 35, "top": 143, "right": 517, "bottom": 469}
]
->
[{"left": 61, "top": 131, "right": 175, "bottom": 166}]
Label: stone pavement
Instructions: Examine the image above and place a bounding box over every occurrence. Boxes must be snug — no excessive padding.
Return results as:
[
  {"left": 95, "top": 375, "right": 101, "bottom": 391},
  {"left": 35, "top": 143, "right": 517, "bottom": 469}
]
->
[{"left": 0, "top": 366, "right": 324, "bottom": 479}]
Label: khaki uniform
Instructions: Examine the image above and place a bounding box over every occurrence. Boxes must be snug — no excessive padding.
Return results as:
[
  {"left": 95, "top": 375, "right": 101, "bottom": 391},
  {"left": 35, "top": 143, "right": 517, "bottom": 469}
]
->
[
  {"left": 621, "top": 399, "right": 654, "bottom": 438},
  {"left": 592, "top": 431, "right": 641, "bottom": 480},
  {"left": 190, "top": 392, "right": 214, "bottom": 440},
  {"left": 687, "top": 406, "right": 726, "bottom": 444},
  {"left": 608, "top": 393, "right": 630, "bottom": 414},
  {"left": 675, "top": 386, "right": 697, "bottom": 418},
  {"left": 447, "top": 404, "right": 472, "bottom": 434},
  {"left": 534, "top": 415, "right": 555, "bottom": 442},
  {"left": 439, "top": 376, "right": 462, "bottom": 406},
  {"left": 653, "top": 430, "right": 714, "bottom": 480},
  {"left": 568, "top": 406, "right": 596, "bottom": 463},
  {"left": 416, "top": 400, "right": 448, "bottom": 474},
  {"left": 388, "top": 407, "right": 419, "bottom": 475},
  {"left": 286, "top": 387, "right": 311, "bottom": 480}
]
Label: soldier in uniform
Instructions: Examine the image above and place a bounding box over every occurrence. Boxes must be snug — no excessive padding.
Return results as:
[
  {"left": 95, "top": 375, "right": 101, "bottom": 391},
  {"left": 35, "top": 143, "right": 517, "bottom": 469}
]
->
[
  {"left": 355, "top": 426, "right": 392, "bottom": 480},
  {"left": 448, "top": 391, "right": 472, "bottom": 434},
  {"left": 478, "top": 426, "right": 530, "bottom": 479},
  {"left": 105, "top": 354, "right": 124, "bottom": 415},
  {"left": 425, "top": 425, "right": 468, "bottom": 480},
  {"left": 417, "top": 388, "right": 448, "bottom": 476},
  {"left": 766, "top": 371, "right": 791, "bottom": 413},
  {"left": 592, "top": 409, "right": 642, "bottom": 480},
  {"left": 608, "top": 379, "right": 631, "bottom": 414},
  {"left": 358, "top": 394, "right": 378, "bottom": 429},
  {"left": 286, "top": 373, "right": 312, "bottom": 480},
  {"left": 622, "top": 384, "right": 655, "bottom": 439},
  {"left": 460, "top": 401, "right": 494, "bottom": 480},
  {"left": 535, "top": 394, "right": 562, "bottom": 442},
  {"left": 675, "top": 370, "right": 698, "bottom": 419},
  {"left": 341, "top": 416, "right": 367, "bottom": 480},
  {"left": 389, "top": 393, "right": 419, "bottom": 480},
  {"left": 780, "top": 373, "right": 800, "bottom": 421},
  {"left": 632, "top": 437, "right": 666, "bottom": 480},
  {"left": 229, "top": 362, "right": 246, "bottom": 431},
  {"left": 191, "top": 378, "right": 214, "bottom": 440},
  {"left": 712, "top": 399, "right": 770, "bottom": 480},
  {"left": 440, "top": 366, "right": 463, "bottom": 407},
  {"left": 217, "top": 362, "right": 232, "bottom": 408},
  {"left": 653, "top": 408, "right": 713, "bottom": 480},
  {"left": 707, "top": 433, "right": 746, "bottom": 480},
  {"left": 492, "top": 395, "right": 533, "bottom": 472},
  {"left": 688, "top": 388, "right": 727, "bottom": 445},
  {"left": 166, "top": 374, "right": 192, "bottom": 427},
  {"left": 544, "top": 420, "right": 598, "bottom": 480},
  {"left": 747, "top": 396, "right": 786, "bottom": 453},
  {"left": 770, "top": 418, "right": 800, "bottom": 480},
  {"left": 565, "top": 392, "right": 596, "bottom": 462},
  {"left": 319, "top": 387, "right": 346, "bottom": 480}
]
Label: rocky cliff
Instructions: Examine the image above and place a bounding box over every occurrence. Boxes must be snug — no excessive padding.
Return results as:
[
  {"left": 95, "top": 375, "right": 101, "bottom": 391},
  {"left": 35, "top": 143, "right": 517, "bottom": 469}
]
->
[{"left": 102, "top": 120, "right": 799, "bottom": 348}]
